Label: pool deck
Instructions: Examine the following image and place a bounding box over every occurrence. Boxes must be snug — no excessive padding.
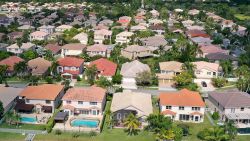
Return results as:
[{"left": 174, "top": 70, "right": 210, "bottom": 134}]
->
[{"left": 53, "top": 115, "right": 103, "bottom": 132}]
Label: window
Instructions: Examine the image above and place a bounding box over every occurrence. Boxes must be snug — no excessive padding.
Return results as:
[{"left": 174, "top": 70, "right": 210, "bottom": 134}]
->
[
  {"left": 179, "top": 106, "right": 184, "bottom": 110},
  {"left": 78, "top": 101, "right": 83, "bottom": 105},
  {"left": 231, "top": 108, "right": 235, "bottom": 113},
  {"left": 117, "top": 113, "right": 121, "bottom": 120},
  {"left": 90, "top": 102, "right": 97, "bottom": 105},
  {"left": 66, "top": 101, "right": 71, "bottom": 104},
  {"left": 207, "top": 72, "right": 212, "bottom": 75},
  {"left": 241, "top": 107, "right": 244, "bottom": 111},
  {"left": 45, "top": 100, "right": 51, "bottom": 104},
  {"left": 213, "top": 72, "right": 216, "bottom": 76},
  {"left": 166, "top": 106, "right": 172, "bottom": 109},
  {"left": 192, "top": 107, "right": 200, "bottom": 111}
]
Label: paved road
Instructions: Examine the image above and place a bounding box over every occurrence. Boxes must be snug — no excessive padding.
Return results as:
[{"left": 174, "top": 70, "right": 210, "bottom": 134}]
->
[{"left": 0, "top": 128, "right": 47, "bottom": 134}]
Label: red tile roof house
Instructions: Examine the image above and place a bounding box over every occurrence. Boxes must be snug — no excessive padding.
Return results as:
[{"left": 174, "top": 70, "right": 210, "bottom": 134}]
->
[
  {"left": 0, "top": 56, "right": 24, "bottom": 76},
  {"left": 86, "top": 44, "right": 109, "bottom": 57},
  {"left": 44, "top": 44, "right": 61, "bottom": 55},
  {"left": 117, "top": 16, "right": 132, "bottom": 27},
  {"left": 89, "top": 58, "right": 117, "bottom": 80},
  {"left": 57, "top": 57, "right": 84, "bottom": 79},
  {"left": 160, "top": 89, "right": 205, "bottom": 123},
  {"left": 16, "top": 84, "right": 64, "bottom": 114},
  {"left": 61, "top": 86, "right": 106, "bottom": 118}
]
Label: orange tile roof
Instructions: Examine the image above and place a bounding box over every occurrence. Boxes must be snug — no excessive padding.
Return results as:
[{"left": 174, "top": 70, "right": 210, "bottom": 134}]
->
[
  {"left": 62, "top": 86, "right": 106, "bottom": 102},
  {"left": 161, "top": 110, "right": 176, "bottom": 115},
  {"left": 19, "top": 84, "right": 64, "bottom": 100},
  {"left": 0, "top": 56, "right": 24, "bottom": 71},
  {"left": 159, "top": 89, "right": 205, "bottom": 107},
  {"left": 90, "top": 58, "right": 117, "bottom": 76},
  {"left": 57, "top": 57, "right": 84, "bottom": 67}
]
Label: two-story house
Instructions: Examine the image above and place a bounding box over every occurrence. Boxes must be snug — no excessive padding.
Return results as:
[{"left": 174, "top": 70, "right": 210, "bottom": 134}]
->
[
  {"left": 30, "top": 31, "right": 49, "bottom": 41},
  {"left": 6, "top": 42, "right": 35, "bottom": 54},
  {"left": 55, "top": 25, "right": 73, "bottom": 32},
  {"left": 115, "top": 31, "right": 134, "bottom": 44},
  {"left": 121, "top": 45, "right": 153, "bottom": 60},
  {"left": 61, "top": 43, "right": 86, "bottom": 57},
  {"left": 207, "top": 91, "right": 250, "bottom": 128},
  {"left": 160, "top": 89, "right": 205, "bottom": 123},
  {"left": 38, "top": 25, "right": 55, "bottom": 35},
  {"left": 86, "top": 44, "right": 109, "bottom": 57},
  {"left": 61, "top": 86, "right": 106, "bottom": 117},
  {"left": 157, "top": 61, "right": 183, "bottom": 88},
  {"left": 57, "top": 57, "right": 84, "bottom": 79},
  {"left": 94, "top": 29, "right": 112, "bottom": 44},
  {"left": 17, "top": 84, "right": 64, "bottom": 113}
]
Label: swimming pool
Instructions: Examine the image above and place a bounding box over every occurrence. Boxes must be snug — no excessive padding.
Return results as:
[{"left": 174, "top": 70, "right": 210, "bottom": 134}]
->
[
  {"left": 71, "top": 119, "right": 99, "bottom": 128},
  {"left": 20, "top": 117, "right": 37, "bottom": 123}
]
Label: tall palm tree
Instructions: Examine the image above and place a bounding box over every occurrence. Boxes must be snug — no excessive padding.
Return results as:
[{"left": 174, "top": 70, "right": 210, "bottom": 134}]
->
[
  {"left": 234, "top": 65, "right": 250, "bottom": 79},
  {"left": 123, "top": 113, "right": 141, "bottom": 136}
]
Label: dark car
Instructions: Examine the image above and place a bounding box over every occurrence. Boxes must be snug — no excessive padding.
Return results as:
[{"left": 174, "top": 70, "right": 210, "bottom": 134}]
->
[{"left": 201, "top": 81, "right": 207, "bottom": 87}]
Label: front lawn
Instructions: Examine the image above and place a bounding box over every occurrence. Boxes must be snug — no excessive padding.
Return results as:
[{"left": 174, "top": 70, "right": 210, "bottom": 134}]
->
[
  {"left": 234, "top": 14, "right": 250, "bottom": 21},
  {"left": 0, "top": 132, "right": 25, "bottom": 141}
]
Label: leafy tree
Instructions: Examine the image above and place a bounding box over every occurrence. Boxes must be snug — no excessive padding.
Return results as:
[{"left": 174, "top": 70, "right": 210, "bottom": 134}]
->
[
  {"left": 22, "top": 30, "right": 30, "bottom": 43},
  {"left": 156, "top": 128, "right": 175, "bottom": 141},
  {"left": 45, "top": 76, "right": 54, "bottom": 84},
  {"left": 20, "top": 50, "right": 38, "bottom": 61},
  {"left": 123, "top": 113, "right": 141, "bottom": 136},
  {"left": 112, "top": 74, "right": 122, "bottom": 84},
  {"left": 14, "top": 61, "right": 27, "bottom": 77},
  {"left": 234, "top": 65, "right": 250, "bottom": 92},
  {"left": 0, "top": 101, "right": 4, "bottom": 119},
  {"left": 224, "top": 121, "right": 237, "bottom": 141},
  {"left": 197, "top": 126, "right": 230, "bottom": 141},
  {"left": 85, "top": 65, "right": 98, "bottom": 85},
  {"left": 29, "top": 76, "right": 39, "bottom": 86},
  {"left": 212, "top": 78, "right": 227, "bottom": 88},
  {"left": 95, "top": 76, "right": 113, "bottom": 88},
  {"left": 0, "top": 65, "right": 8, "bottom": 84},
  {"left": 173, "top": 71, "right": 197, "bottom": 91},
  {"left": 0, "top": 51, "right": 12, "bottom": 60},
  {"left": 136, "top": 30, "right": 155, "bottom": 38},
  {"left": 135, "top": 71, "right": 153, "bottom": 86},
  {"left": 146, "top": 114, "right": 173, "bottom": 132},
  {"left": 44, "top": 50, "right": 54, "bottom": 61},
  {"left": 220, "top": 60, "right": 233, "bottom": 77}
]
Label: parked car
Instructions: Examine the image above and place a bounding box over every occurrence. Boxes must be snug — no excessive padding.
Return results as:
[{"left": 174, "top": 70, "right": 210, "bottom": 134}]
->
[{"left": 201, "top": 81, "right": 207, "bottom": 87}]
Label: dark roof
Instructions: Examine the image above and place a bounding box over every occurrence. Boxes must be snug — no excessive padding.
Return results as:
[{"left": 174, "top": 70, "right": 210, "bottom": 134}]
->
[
  {"left": 149, "top": 24, "right": 165, "bottom": 30},
  {"left": 14, "top": 103, "right": 34, "bottom": 112},
  {"left": 206, "top": 53, "right": 237, "bottom": 61},
  {"left": 54, "top": 112, "right": 68, "bottom": 121},
  {"left": 209, "top": 91, "right": 250, "bottom": 108}
]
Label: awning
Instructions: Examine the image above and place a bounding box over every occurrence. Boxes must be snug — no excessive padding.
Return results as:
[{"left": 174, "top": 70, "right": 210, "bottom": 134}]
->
[
  {"left": 42, "top": 106, "right": 52, "bottom": 113},
  {"left": 14, "top": 103, "right": 34, "bottom": 112},
  {"left": 54, "top": 112, "right": 68, "bottom": 122},
  {"left": 161, "top": 110, "right": 176, "bottom": 115}
]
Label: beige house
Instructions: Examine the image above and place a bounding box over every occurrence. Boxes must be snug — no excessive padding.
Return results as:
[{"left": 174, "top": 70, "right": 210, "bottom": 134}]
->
[
  {"left": 55, "top": 25, "right": 73, "bottom": 32},
  {"left": 157, "top": 61, "right": 183, "bottom": 87},
  {"left": 94, "top": 29, "right": 112, "bottom": 44},
  {"left": 121, "top": 45, "right": 153, "bottom": 60},
  {"left": 115, "top": 31, "right": 134, "bottom": 44},
  {"left": 30, "top": 31, "right": 49, "bottom": 41}
]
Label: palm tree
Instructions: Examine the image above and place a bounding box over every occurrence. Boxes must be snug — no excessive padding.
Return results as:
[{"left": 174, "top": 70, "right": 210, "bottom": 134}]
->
[
  {"left": 156, "top": 128, "right": 175, "bottom": 141},
  {"left": 224, "top": 120, "right": 237, "bottom": 141},
  {"left": 220, "top": 60, "right": 233, "bottom": 77},
  {"left": 123, "top": 113, "right": 141, "bottom": 136},
  {"left": 14, "top": 61, "right": 27, "bottom": 78},
  {"left": 198, "top": 127, "right": 229, "bottom": 141},
  {"left": 234, "top": 65, "right": 250, "bottom": 79},
  {"left": 85, "top": 65, "right": 98, "bottom": 85}
]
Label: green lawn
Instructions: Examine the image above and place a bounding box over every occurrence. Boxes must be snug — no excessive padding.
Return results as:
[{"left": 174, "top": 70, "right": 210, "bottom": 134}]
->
[
  {"left": 74, "top": 78, "right": 90, "bottom": 87},
  {"left": 0, "top": 132, "right": 25, "bottom": 141},
  {"left": 234, "top": 14, "right": 250, "bottom": 21},
  {"left": 0, "top": 123, "right": 46, "bottom": 130}
]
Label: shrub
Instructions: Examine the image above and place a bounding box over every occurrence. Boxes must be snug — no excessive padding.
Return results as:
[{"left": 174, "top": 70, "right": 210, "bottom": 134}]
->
[
  {"left": 89, "top": 131, "right": 97, "bottom": 137},
  {"left": 212, "top": 78, "right": 227, "bottom": 88},
  {"left": 112, "top": 74, "right": 122, "bottom": 84},
  {"left": 45, "top": 76, "right": 54, "bottom": 84},
  {"left": 46, "top": 118, "right": 55, "bottom": 133},
  {"left": 212, "top": 112, "right": 220, "bottom": 120},
  {"left": 55, "top": 129, "right": 62, "bottom": 135},
  {"left": 177, "top": 124, "right": 189, "bottom": 136},
  {"left": 72, "top": 132, "right": 80, "bottom": 138},
  {"left": 77, "top": 76, "right": 81, "bottom": 81}
]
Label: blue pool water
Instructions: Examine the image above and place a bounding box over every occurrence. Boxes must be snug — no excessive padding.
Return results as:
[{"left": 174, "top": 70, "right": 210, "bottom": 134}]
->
[
  {"left": 71, "top": 119, "right": 98, "bottom": 128},
  {"left": 20, "top": 117, "right": 37, "bottom": 123}
]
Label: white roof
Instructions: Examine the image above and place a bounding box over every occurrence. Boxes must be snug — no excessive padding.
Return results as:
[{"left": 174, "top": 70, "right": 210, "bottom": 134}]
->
[
  {"left": 7, "top": 42, "right": 35, "bottom": 49},
  {"left": 18, "top": 25, "right": 35, "bottom": 30},
  {"left": 116, "top": 31, "right": 134, "bottom": 37},
  {"left": 121, "top": 60, "right": 150, "bottom": 77},
  {"left": 73, "top": 32, "right": 88, "bottom": 41},
  {"left": 111, "top": 90, "right": 153, "bottom": 117}
]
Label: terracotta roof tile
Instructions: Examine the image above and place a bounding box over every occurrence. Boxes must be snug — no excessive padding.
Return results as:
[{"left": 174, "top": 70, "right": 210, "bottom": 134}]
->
[
  {"left": 161, "top": 110, "right": 176, "bottom": 115},
  {"left": 0, "top": 56, "right": 24, "bottom": 71},
  {"left": 57, "top": 57, "right": 84, "bottom": 67},
  {"left": 90, "top": 58, "right": 117, "bottom": 76}
]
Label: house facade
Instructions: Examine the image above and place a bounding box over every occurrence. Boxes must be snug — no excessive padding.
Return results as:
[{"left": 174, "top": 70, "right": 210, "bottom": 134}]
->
[
  {"left": 115, "top": 31, "right": 134, "bottom": 44},
  {"left": 94, "top": 29, "right": 112, "bottom": 44},
  {"left": 30, "top": 31, "right": 49, "bottom": 41},
  {"left": 61, "top": 43, "right": 86, "bottom": 57}
]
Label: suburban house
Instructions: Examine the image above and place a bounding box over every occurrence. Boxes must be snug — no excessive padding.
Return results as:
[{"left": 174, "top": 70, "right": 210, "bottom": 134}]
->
[
  {"left": 61, "top": 43, "right": 86, "bottom": 57},
  {"left": 207, "top": 91, "right": 250, "bottom": 128},
  {"left": 86, "top": 44, "right": 109, "bottom": 57},
  {"left": 115, "top": 31, "right": 134, "bottom": 44},
  {"left": 192, "top": 61, "right": 222, "bottom": 83},
  {"left": 139, "top": 35, "right": 169, "bottom": 50},
  {"left": 30, "top": 31, "right": 49, "bottom": 41},
  {"left": 6, "top": 42, "right": 35, "bottom": 54},
  {"left": 44, "top": 44, "right": 61, "bottom": 56},
  {"left": 28, "top": 57, "right": 52, "bottom": 76},
  {"left": 0, "top": 56, "right": 24, "bottom": 76},
  {"left": 38, "top": 25, "right": 55, "bottom": 34},
  {"left": 72, "top": 32, "right": 88, "bottom": 45},
  {"left": 18, "top": 25, "right": 35, "bottom": 31},
  {"left": 0, "top": 86, "right": 23, "bottom": 113},
  {"left": 117, "top": 16, "right": 131, "bottom": 27},
  {"left": 205, "top": 53, "right": 238, "bottom": 67},
  {"left": 197, "top": 44, "right": 229, "bottom": 58},
  {"left": 130, "top": 25, "right": 147, "bottom": 32},
  {"left": 61, "top": 86, "right": 106, "bottom": 117},
  {"left": 149, "top": 24, "right": 165, "bottom": 35},
  {"left": 94, "top": 29, "right": 112, "bottom": 44},
  {"left": 157, "top": 61, "right": 183, "bottom": 88},
  {"left": 160, "top": 89, "right": 205, "bottom": 123},
  {"left": 111, "top": 90, "right": 153, "bottom": 127},
  {"left": 121, "top": 45, "right": 154, "bottom": 60},
  {"left": 16, "top": 84, "right": 64, "bottom": 113},
  {"left": 57, "top": 57, "right": 84, "bottom": 79},
  {"left": 221, "top": 20, "right": 235, "bottom": 30},
  {"left": 7, "top": 32, "right": 23, "bottom": 41},
  {"left": 89, "top": 58, "right": 117, "bottom": 80},
  {"left": 121, "top": 60, "right": 150, "bottom": 89},
  {"left": 55, "top": 24, "right": 73, "bottom": 32}
]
